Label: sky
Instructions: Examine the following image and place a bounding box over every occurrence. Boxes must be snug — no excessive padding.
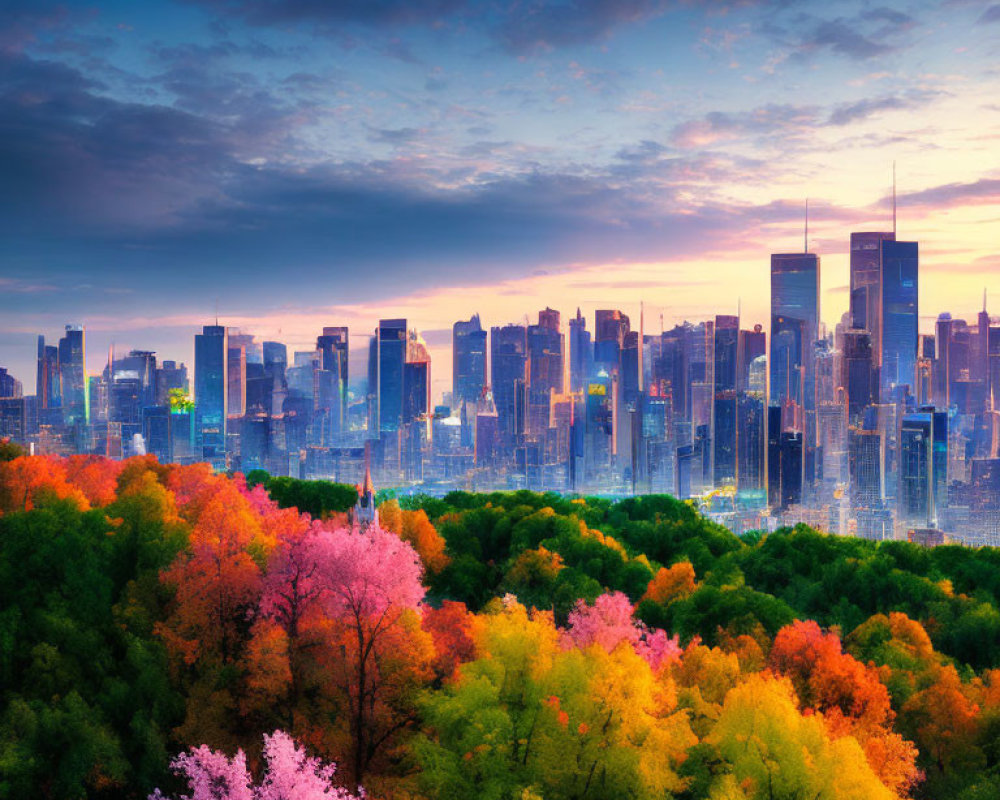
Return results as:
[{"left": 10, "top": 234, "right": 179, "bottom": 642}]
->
[{"left": 1, "top": 0, "right": 999, "bottom": 399}]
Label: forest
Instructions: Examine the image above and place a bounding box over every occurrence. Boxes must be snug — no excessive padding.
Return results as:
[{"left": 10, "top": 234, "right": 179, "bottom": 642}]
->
[{"left": 2, "top": 444, "right": 1000, "bottom": 799}]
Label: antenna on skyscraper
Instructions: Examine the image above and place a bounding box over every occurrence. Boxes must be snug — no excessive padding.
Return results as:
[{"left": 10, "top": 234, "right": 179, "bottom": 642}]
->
[
  {"left": 639, "top": 302, "right": 644, "bottom": 393},
  {"left": 984, "top": 287, "right": 988, "bottom": 314},
  {"left": 214, "top": 298, "right": 219, "bottom": 327},
  {"left": 804, "top": 197, "right": 809, "bottom": 254},
  {"left": 892, "top": 161, "right": 897, "bottom": 236}
]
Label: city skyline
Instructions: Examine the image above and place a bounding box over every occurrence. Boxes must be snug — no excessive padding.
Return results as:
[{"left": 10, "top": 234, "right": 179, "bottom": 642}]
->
[{"left": 2, "top": 0, "right": 1000, "bottom": 387}]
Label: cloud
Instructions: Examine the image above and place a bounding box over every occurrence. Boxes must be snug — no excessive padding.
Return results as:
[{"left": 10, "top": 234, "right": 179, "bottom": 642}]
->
[
  {"left": 189, "top": 0, "right": 674, "bottom": 53},
  {"left": 894, "top": 178, "right": 1000, "bottom": 208},
  {"left": 366, "top": 126, "right": 422, "bottom": 145},
  {"left": 826, "top": 90, "right": 942, "bottom": 125},
  {"left": 670, "top": 103, "right": 819, "bottom": 148},
  {"left": 979, "top": 5, "right": 1000, "bottom": 24}
]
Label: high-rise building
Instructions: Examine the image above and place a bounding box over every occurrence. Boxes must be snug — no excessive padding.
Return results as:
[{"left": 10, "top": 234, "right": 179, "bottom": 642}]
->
[
  {"left": 527, "top": 310, "right": 563, "bottom": 437},
  {"left": 737, "top": 354, "right": 767, "bottom": 499},
  {"left": 316, "top": 327, "right": 349, "bottom": 438},
  {"left": 842, "top": 329, "right": 876, "bottom": 426},
  {"left": 712, "top": 315, "right": 739, "bottom": 487},
  {"left": 194, "top": 324, "right": 228, "bottom": 462},
  {"left": 368, "top": 319, "right": 407, "bottom": 435},
  {"left": 898, "top": 409, "right": 947, "bottom": 529},
  {"left": 0, "top": 367, "right": 22, "bottom": 399},
  {"left": 453, "top": 315, "right": 487, "bottom": 407},
  {"left": 770, "top": 252, "right": 819, "bottom": 500},
  {"left": 36, "top": 336, "right": 60, "bottom": 415},
  {"left": 491, "top": 324, "right": 528, "bottom": 444},
  {"left": 594, "top": 310, "right": 629, "bottom": 373},
  {"left": 770, "top": 253, "right": 820, "bottom": 412},
  {"left": 568, "top": 309, "right": 593, "bottom": 394},
  {"left": 879, "top": 239, "right": 919, "bottom": 399},
  {"left": 58, "top": 325, "right": 87, "bottom": 425},
  {"left": 850, "top": 231, "right": 895, "bottom": 338},
  {"left": 404, "top": 331, "right": 431, "bottom": 424}
]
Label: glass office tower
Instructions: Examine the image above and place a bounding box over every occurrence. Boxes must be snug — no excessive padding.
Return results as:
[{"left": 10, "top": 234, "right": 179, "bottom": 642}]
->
[
  {"left": 453, "top": 314, "right": 487, "bottom": 407},
  {"left": 194, "top": 324, "right": 228, "bottom": 462},
  {"left": 368, "top": 319, "right": 407, "bottom": 435},
  {"left": 879, "top": 239, "right": 919, "bottom": 399},
  {"left": 770, "top": 254, "right": 820, "bottom": 412}
]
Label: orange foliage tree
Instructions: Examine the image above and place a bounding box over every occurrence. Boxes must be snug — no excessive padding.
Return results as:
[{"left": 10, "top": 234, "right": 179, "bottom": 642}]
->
[
  {"left": 642, "top": 561, "right": 697, "bottom": 605},
  {"left": 769, "top": 619, "right": 920, "bottom": 795}
]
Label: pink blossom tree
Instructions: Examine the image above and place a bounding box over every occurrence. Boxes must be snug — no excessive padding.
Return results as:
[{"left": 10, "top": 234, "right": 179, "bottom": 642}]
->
[
  {"left": 312, "top": 522, "right": 425, "bottom": 785},
  {"left": 150, "top": 730, "right": 362, "bottom": 800},
  {"left": 564, "top": 591, "right": 681, "bottom": 671},
  {"left": 256, "top": 521, "right": 427, "bottom": 785}
]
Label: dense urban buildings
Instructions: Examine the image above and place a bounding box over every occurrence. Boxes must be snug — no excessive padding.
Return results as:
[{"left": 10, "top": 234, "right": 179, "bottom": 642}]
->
[{"left": 2, "top": 225, "right": 999, "bottom": 547}]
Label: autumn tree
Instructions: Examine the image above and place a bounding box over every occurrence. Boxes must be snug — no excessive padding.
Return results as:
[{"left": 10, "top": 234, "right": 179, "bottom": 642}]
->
[
  {"left": 149, "top": 730, "right": 362, "bottom": 800},
  {"left": 769, "top": 619, "right": 920, "bottom": 795},
  {"left": 422, "top": 600, "right": 479, "bottom": 683},
  {"left": 701, "top": 674, "right": 898, "bottom": 800},
  {"left": 642, "top": 561, "right": 697, "bottom": 605},
  {"left": 416, "top": 598, "right": 695, "bottom": 800},
  {"left": 0, "top": 455, "right": 89, "bottom": 513},
  {"left": 565, "top": 592, "right": 681, "bottom": 672}
]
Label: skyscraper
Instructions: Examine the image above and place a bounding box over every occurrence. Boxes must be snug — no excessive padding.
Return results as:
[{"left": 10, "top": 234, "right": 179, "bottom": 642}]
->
[
  {"left": 368, "top": 319, "right": 407, "bottom": 435},
  {"left": 527, "top": 308, "right": 563, "bottom": 436},
  {"left": 36, "top": 335, "right": 60, "bottom": 415},
  {"left": 316, "top": 326, "right": 349, "bottom": 438},
  {"left": 452, "top": 315, "right": 487, "bottom": 407},
  {"left": 404, "top": 331, "right": 431, "bottom": 424},
  {"left": 770, "top": 254, "right": 820, "bottom": 412},
  {"left": 194, "top": 324, "right": 228, "bottom": 462},
  {"left": 58, "top": 325, "right": 87, "bottom": 425},
  {"left": 568, "top": 309, "right": 593, "bottom": 394},
  {"left": 712, "top": 315, "right": 739, "bottom": 486},
  {"left": 879, "top": 239, "right": 919, "bottom": 399},
  {"left": 491, "top": 324, "right": 527, "bottom": 443},
  {"left": 849, "top": 231, "right": 895, "bottom": 337},
  {"left": 770, "top": 252, "right": 820, "bottom": 500}
]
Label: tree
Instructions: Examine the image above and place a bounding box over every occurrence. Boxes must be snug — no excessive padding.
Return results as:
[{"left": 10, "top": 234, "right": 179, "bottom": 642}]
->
[
  {"left": 158, "top": 479, "right": 264, "bottom": 667},
  {"left": 0, "top": 437, "right": 25, "bottom": 462},
  {"left": 422, "top": 600, "right": 479, "bottom": 683},
  {"left": 304, "top": 523, "right": 429, "bottom": 786},
  {"left": 769, "top": 619, "right": 920, "bottom": 795},
  {"left": 642, "top": 562, "right": 697, "bottom": 605},
  {"left": 415, "top": 598, "right": 695, "bottom": 800},
  {"left": 703, "top": 674, "right": 897, "bottom": 800},
  {"left": 149, "top": 730, "right": 362, "bottom": 800},
  {"left": 379, "top": 500, "right": 449, "bottom": 575},
  {"left": 0, "top": 455, "right": 89, "bottom": 513},
  {"left": 565, "top": 592, "right": 681, "bottom": 672}
]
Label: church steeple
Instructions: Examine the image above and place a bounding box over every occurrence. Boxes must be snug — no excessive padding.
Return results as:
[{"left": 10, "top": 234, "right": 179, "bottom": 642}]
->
[{"left": 353, "top": 441, "right": 378, "bottom": 532}]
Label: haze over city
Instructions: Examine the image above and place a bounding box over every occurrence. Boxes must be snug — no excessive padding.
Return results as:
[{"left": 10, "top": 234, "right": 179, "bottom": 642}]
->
[{"left": 2, "top": 0, "right": 1000, "bottom": 394}]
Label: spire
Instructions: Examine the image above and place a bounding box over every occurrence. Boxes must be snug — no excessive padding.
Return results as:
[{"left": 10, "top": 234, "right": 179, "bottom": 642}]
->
[
  {"left": 804, "top": 197, "right": 809, "bottom": 254},
  {"left": 984, "top": 287, "right": 988, "bottom": 314},
  {"left": 638, "top": 301, "right": 644, "bottom": 393},
  {"left": 892, "top": 161, "right": 897, "bottom": 236},
  {"left": 362, "top": 440, "right": 374, "bottom": 496}
]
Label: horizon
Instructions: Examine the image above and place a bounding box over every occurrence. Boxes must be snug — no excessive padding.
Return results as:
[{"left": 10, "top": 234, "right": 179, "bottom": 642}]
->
[{"left": 2, "top": 0, "right": 999, "bottom": 394}]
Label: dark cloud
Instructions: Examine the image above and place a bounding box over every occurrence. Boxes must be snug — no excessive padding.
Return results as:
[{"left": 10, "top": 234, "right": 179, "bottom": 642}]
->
[
  {"left": 188, "top": 0, "right": 674, "bottom": 52},
  {"left": 766, "top": 5, "right": 918, "bottom": 63},
  {"left": 979, "top": 5, "right": 1000, "bottom": 24},
  {"left": 827, "top": 90, "right": 941, "bottom": 125},
  {"left": 806, "top": 18, "right": 894, "bottom": 58},
  {"left": 366, "top": 126, "right": 422, "bottom": 144},
  {"left": 894, "top": 178, "right": 1000, "bottom": 208},
  {"left": 188, "top": 0, "right": 467, "bottom": 28},
  {"left": 494, "top": 0, "right": 668, "bottom": 53},
  {"left": 670, "top": 103, "right": 819, "bottom": 147}
]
